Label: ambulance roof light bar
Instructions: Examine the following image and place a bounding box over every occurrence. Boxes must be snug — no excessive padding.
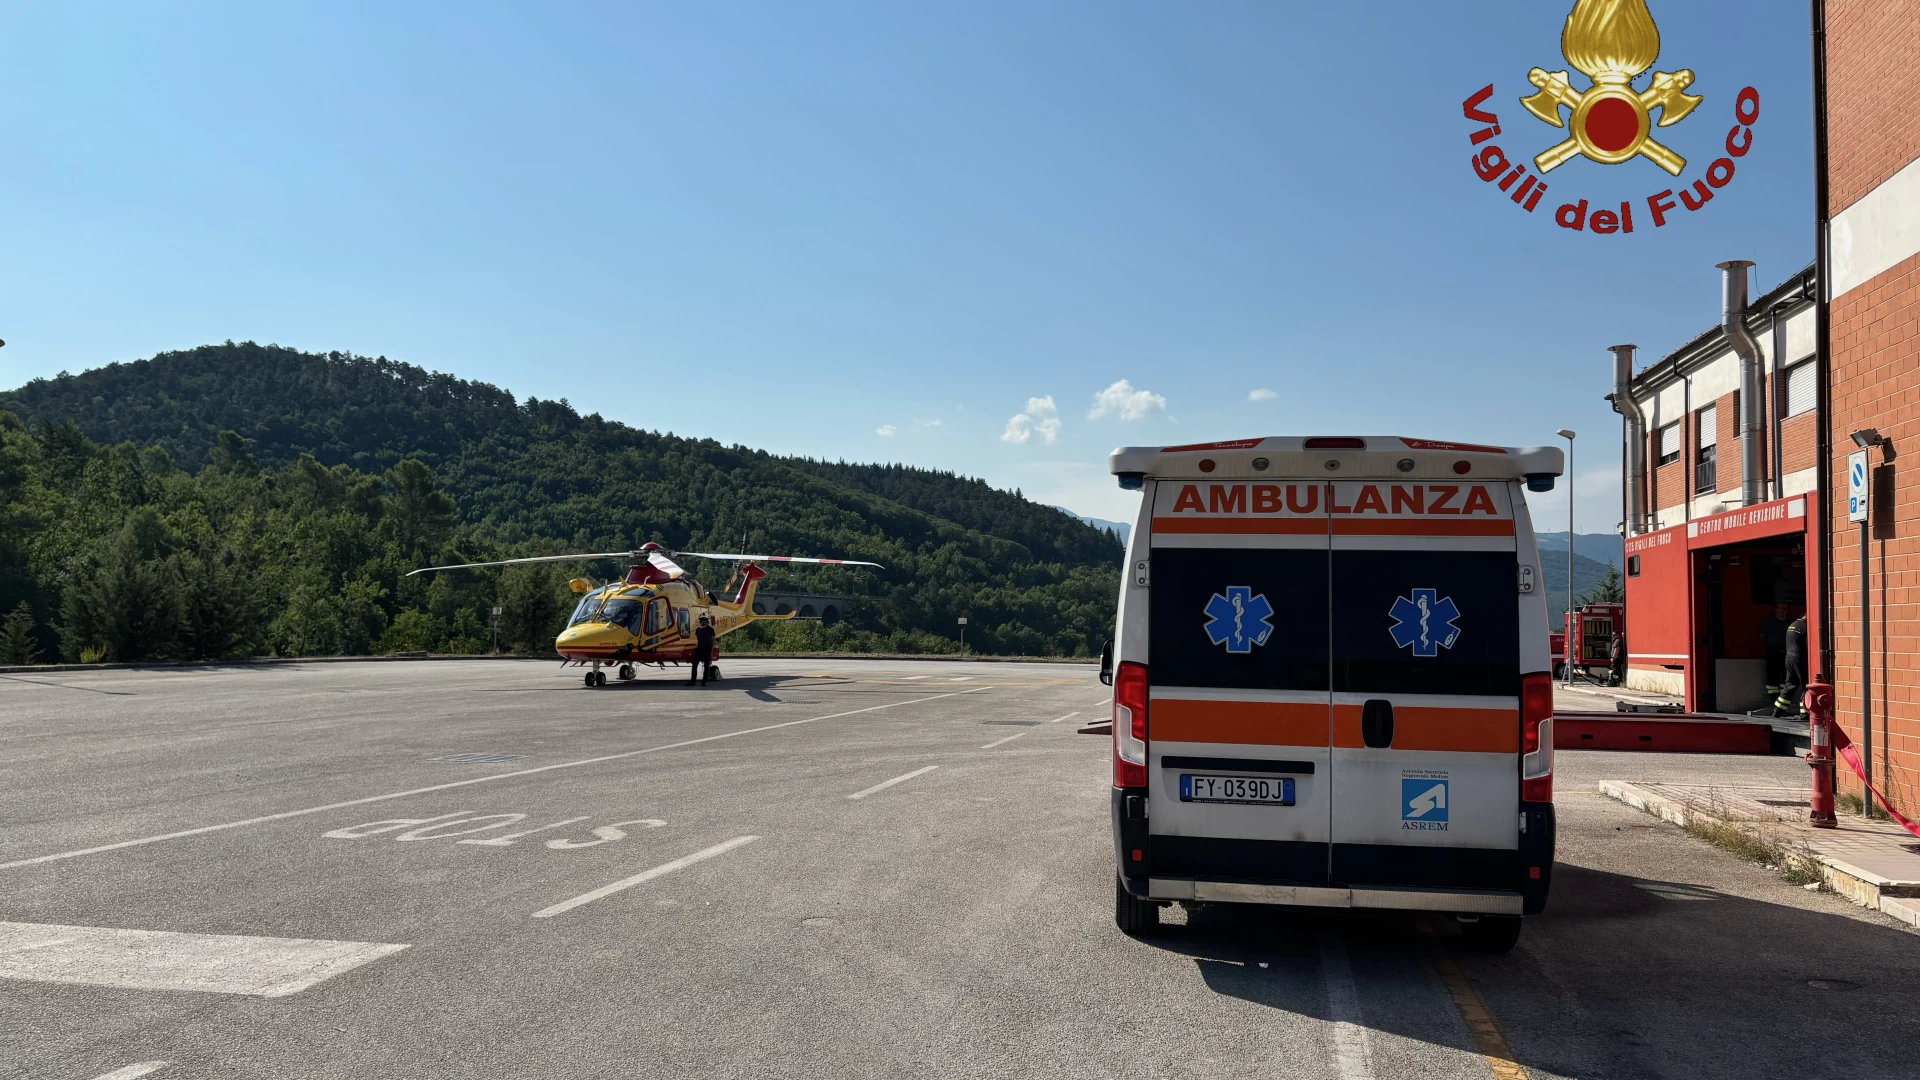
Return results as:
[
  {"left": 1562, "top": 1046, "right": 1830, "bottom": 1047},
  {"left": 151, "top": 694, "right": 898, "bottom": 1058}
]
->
[{"left": 1109, "top": 436, "right": 1564, "bottom": 486}]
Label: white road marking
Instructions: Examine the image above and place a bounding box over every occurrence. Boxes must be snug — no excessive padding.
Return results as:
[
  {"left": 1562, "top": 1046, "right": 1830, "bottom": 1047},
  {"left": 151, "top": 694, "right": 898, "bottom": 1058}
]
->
[
  {"left": 1320, "top": 930, "right": 1376, "bottom": 1080},
  {"left": 898, "top": 675, "right": 932, "bottom": 681},
  {"left": 90, "top": 1064, "right": 169, "bottom": 1080},
  {"left": 980, "top": 732, "right": 1027, "bottom": 750},
  {"left": 846, "top": 765, "right": 940, "bottom": 800},
  {"left": 946, "top": 676, "right": 974, "bottom": 681},
  {"left": 530, "top": 836, "right": 758, "bottom": 918},
  {"left": 0, "top": 922, "right": 406, "bottom": 998},
  {"left": 1047, "top": 711, "right": 1080, "bottom": 723},
  {"left": 0, "top": 688, "right": 989, "bottom": 871},
  {"left": 456, "top": 816, "right": 591, "bottom": 846}
]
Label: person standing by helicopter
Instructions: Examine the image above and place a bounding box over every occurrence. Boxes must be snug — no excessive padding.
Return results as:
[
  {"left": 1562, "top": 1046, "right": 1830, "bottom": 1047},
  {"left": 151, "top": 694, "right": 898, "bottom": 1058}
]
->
[{"left": 690, "top": 613, "right": 717, "bottom": 686}]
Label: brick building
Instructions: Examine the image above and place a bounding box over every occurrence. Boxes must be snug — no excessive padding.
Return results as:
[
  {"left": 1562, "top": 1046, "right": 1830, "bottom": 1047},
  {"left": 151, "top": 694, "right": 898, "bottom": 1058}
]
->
[
  {"left": 1610, "top": 2, "right": 1920, "bottom": 815},
  {"left": 1817, "top": 0, "right": 1920, "bottom": 814}
]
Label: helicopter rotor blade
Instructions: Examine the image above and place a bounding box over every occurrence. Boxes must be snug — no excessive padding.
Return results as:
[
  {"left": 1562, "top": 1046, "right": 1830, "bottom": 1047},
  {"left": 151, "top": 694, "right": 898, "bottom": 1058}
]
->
[
  {"left": 407, "top": 551, "right": 639, "bottom": 576},
  {"left": 647, "top": 550, "right": 687, "bottom": 578},
  {"left": 671, "top": 551, "right": 885, "bottom": 569}
]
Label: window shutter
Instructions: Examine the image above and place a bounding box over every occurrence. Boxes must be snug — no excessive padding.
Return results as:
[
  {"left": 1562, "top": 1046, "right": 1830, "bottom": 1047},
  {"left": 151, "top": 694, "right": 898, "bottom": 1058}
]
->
[
  {"left": 1698, "top": 406, "right": 1717, "bottom": 449},
  {"left": 1660, "top": 423, "right": 1679, "bottom": 458},
  {"left": 1787, "top": 361, "right": 1816, "bottom": 417}
]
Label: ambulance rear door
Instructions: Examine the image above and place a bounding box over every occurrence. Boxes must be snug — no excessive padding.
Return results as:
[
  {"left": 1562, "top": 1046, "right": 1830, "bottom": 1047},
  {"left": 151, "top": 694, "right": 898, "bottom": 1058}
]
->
[
  {"left": 1144, "top": 478, "right": 1331, "bottom": 887},
  {"left": 1327, "top": 478, "right": 1522, "bottom": 893}
]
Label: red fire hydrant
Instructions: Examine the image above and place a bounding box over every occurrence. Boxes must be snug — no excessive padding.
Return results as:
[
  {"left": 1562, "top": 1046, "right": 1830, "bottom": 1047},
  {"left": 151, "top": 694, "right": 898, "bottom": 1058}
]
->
[{"left": 1806, "top": 677, "right": 1838, "bottom": 828}]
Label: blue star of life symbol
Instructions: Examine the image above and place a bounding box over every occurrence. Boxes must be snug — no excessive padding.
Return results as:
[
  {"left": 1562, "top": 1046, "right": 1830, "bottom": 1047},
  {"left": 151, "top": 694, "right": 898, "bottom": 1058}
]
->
[
  {"left": 1388, "top": 588, "right": 1461, "bottom": 658},
  {"left": 1203, "top": 586, "right": 1274, "bottom": 654}
]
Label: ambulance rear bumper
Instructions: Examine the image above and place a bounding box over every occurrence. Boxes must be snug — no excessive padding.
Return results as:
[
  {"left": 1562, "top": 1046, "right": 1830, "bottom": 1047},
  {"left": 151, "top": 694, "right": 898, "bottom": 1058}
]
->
[{"left": 1145, "top": 878, "right": 1524, "bottom": 915}]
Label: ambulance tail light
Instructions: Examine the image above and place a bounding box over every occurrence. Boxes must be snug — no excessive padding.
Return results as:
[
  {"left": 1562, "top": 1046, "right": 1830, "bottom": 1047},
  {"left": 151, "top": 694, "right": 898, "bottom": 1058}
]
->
[
  {"left": 1521, "top": 672, "right": 1553, "bottom": 802},
  {"left": 1113, "top": 661, "right": 1148, "bottom": 788},
  {"left": 1303, "top": 437, "right": 1367, "bottom": 449}
]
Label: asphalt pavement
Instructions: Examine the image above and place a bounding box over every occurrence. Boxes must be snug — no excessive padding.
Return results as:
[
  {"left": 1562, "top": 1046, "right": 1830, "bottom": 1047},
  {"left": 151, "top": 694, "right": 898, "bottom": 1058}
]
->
[{"left": 3, "top": 659, "right": 1917, "bottom": 1079}]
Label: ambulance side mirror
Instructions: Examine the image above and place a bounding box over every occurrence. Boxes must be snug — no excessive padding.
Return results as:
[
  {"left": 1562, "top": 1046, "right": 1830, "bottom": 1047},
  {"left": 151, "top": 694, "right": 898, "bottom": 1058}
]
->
[{"left": 1099, "top": 639, "right": 1114, "bottom": 686}]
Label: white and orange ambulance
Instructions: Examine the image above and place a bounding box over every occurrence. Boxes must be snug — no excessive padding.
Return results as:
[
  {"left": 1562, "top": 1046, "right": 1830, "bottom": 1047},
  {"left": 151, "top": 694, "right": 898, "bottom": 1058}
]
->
[{"left": 1101, "top": 436, "right": 1562, "bottom": 951}]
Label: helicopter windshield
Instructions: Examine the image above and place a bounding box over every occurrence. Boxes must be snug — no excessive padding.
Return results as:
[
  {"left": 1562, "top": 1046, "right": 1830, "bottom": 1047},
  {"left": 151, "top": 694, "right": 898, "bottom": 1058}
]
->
[
  {"left": 567, "top": 594, "right": 603, "bottom": 626},
  {"left": 596, "top": 597, "right": 647, "bottom": 634}
]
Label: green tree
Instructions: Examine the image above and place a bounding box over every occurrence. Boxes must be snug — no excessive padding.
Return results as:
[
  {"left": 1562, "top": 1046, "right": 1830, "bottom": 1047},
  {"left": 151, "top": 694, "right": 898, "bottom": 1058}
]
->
[
  {"left": 60, "top": 523, "right": 188, "bottom": 663},
  {"left": 0, "top": 601, "right": 39, "bottom": 664},
  {"left": 385, "top": 458, "right": 457, "bottom": 558},
  {"left": 1580, "top": 561, "right": 1625, "bottom": 605},
  {"left": 499, "top": 565, "right": 569, "bottom": 653}
]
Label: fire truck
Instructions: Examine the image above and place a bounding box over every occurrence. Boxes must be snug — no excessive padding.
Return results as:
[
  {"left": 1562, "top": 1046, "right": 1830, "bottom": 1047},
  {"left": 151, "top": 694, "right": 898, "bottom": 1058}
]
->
[{"left": 1556, "top": 602, "right": 1623, "bottom": 683}]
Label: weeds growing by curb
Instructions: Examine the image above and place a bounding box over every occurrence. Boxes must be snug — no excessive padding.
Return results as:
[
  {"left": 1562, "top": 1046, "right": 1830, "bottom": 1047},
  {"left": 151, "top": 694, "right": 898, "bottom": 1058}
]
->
[{"left": 1678, "top": 789, "right": 1826, "bottom": 889}]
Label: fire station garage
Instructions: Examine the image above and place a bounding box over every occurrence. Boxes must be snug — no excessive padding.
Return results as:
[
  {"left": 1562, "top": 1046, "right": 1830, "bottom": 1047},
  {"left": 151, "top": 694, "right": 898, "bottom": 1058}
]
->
[
  {"left": 1623, "top": 498, "right": 1818, "bottom": 714},
  {"left": 1612, "top": 266, "right": 1821, "bottom": 718}
]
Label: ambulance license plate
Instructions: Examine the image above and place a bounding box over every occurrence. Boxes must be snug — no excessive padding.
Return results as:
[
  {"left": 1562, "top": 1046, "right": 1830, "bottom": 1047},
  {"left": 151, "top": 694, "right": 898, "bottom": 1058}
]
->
[{"left": 1180, "top": 774, "right": 1294, "bottom": 805}]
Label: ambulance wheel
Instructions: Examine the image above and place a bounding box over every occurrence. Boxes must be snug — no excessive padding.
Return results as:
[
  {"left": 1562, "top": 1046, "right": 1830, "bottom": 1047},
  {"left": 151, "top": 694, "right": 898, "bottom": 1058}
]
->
[
  {"left": 1460, "top": 915, "right": 1522, "bottom": 953},
  {"left": 618, "top": 665, "right": 635, "bottom": 681},
  {"left": 1115, "top": 878, "right": 1159, "bottom": 935}
]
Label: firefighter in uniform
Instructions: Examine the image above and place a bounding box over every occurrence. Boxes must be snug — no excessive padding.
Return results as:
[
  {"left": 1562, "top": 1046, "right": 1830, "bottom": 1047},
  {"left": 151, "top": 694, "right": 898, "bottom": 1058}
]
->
[
  {"left": 1760, "top": 604, "right": 1792, "bottom": 704},
  {"left": 690, "top": 614, "right": 716, "bottom": 685},
  {"left": 1773, "top": 615, "right": 1808, "bottom": 717},
  {"left": 1608, "top": 630, "right": 1626, "bottom": 687}
]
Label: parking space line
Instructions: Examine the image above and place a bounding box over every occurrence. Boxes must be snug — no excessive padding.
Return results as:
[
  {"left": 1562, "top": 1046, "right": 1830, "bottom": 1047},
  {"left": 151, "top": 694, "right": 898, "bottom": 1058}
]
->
[
  {"left": 530, "top": 836, "right": 758, "bottom": 918},
  {"left": 1047, "top": 711, "right": 1080, "bottom": 723},
  {"left": 980, "top": 732, "right": 1027, "bottom": 750},
  {"left": 1319, "top": 930, "right": 1375, "bottom": 1080},
  {"left": 1428, "top": 934, "right": 1528, "bottom": 1080},
  {"left": 0, "top": 688, "right": 988, "bottom": 872},
  {"left": 90, "top": 1064, "right": 168, "bottom": 1080},
  {"left": 847, "top": 765, "right": 939, "bottom": 800},
  {"left": 898, "top": 675, "right": 931, "bottom": 681}
]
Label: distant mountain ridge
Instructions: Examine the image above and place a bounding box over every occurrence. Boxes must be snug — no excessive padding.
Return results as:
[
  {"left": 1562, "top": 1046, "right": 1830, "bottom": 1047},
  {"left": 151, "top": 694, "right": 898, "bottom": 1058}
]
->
[
  {"left": 1056, "top": 507, "right": 1130, "bottom": 546},
  {"left": 0, "top": 343, "right": 1122, "bottom": 657}
]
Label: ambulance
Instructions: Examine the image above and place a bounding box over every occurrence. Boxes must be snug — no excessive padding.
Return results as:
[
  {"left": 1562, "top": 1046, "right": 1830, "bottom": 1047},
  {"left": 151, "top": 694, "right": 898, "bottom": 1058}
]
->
[{"left": 1101, "top": 436, "right": 1561, "bottom": 952}]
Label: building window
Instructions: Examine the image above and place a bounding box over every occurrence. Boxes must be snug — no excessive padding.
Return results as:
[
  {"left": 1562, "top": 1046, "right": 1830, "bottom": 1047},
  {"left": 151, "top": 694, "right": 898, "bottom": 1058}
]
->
[
  {"left": 1785, "top": 359, "right": 1816, "bottom": 418},
  {"left": 1627, "top": 555, "right": 1640, "bottom": 577},
  {"left": 1695, "top": 404, "right": 1718, "bottom": 492},
  {"left": 1657, "top": 423, "right": 1680, "bottom": 466}
]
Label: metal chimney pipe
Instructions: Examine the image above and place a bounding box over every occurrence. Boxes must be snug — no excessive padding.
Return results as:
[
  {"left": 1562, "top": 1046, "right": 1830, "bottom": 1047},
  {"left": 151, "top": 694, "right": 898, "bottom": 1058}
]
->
[
  {"left": 1610, "top": 344, "right": 1646, "bottom": 535},
  {"left": 1719, "top": 260, "right": 1765, "bottom": 506}
]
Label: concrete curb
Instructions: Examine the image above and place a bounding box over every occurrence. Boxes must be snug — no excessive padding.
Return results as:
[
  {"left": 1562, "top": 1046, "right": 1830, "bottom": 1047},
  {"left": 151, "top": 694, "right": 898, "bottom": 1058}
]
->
[
  {"left": 0, "top": 653, "right": 1097, "bottom": 676},
  {"left": 1598, "top": 780, "right": 1920, "bottom": 928}
]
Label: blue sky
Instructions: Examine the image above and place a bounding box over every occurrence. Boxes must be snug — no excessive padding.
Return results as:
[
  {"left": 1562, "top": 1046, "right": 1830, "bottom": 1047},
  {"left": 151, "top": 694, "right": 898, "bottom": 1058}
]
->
[{"left": 0, "top": 1, "right": 1813, "bottom": 528}]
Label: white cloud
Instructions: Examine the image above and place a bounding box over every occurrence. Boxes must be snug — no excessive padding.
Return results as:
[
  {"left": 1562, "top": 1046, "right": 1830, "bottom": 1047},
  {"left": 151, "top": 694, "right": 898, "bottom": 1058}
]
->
[
  {"left": 1248, "top": 387, "right": 1277, "bottom": 402},
  {"left": 1088, "top": 379, "right": 1167, "bottom": 421},
  {"left": 875, "top": 424, "right": 897, "bottom": 437},
  {"left": 1001, "top": 395, "right": 1062, "bottom": 444}
]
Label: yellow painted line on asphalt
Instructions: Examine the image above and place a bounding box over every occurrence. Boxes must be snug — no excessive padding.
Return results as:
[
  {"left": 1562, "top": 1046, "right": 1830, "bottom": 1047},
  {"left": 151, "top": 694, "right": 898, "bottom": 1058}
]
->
[{"left": 1427, "top": 936, "right": 1528, "bottom": 1080}]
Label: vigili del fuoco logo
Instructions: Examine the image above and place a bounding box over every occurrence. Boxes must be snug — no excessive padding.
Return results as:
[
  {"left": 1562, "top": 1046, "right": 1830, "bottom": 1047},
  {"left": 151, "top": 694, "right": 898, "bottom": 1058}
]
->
[{"left": 1461, "top": 0, "right": 1759, "bottom": 235}]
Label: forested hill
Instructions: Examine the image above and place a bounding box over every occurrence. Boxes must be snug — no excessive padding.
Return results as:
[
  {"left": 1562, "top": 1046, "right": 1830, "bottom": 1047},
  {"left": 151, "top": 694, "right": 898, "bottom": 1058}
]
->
[{"left": 0, "top": 343, "right": 1121, "bottom": 663}]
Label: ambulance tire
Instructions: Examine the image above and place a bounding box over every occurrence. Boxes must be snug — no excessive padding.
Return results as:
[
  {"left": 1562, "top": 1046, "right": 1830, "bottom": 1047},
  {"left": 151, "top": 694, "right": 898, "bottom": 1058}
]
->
[
  {"left": 1460, "top": 915, "right": 1522, "bottom": 953},
  {"left": 1115, "top": 878, "right": 1159, "bottom": 935}
]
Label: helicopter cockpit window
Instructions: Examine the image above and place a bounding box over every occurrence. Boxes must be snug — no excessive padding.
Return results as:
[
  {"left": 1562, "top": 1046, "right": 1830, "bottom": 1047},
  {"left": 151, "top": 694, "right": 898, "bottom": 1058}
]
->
[
  {"left": 598, "top": 597, "right": 644, "bottom": 634},
  {"left": 567, "top": 595, "right": 601, "bottom": 626},
  {"left": 644, "top": 600, "right": 665, "bottom": 636}
]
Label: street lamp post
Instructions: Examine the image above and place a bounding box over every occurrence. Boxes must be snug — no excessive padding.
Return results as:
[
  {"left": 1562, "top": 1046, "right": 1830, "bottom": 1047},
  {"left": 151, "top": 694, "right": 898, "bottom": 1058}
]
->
[{"left": 1558, "top": 429, "right": 1576, "bottom": 687}]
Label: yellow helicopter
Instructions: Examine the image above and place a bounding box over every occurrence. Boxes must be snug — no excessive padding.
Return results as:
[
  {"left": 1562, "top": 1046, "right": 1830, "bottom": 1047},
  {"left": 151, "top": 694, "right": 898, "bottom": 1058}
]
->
[{"left": 409, "top": 542, "right": 882, "bottom": 686}]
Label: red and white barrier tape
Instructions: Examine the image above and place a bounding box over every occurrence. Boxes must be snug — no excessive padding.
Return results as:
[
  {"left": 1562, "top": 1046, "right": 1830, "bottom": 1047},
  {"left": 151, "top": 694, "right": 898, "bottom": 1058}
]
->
[{"left": 1828, "top": 724, "right": 1920, "bottom": 839}]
